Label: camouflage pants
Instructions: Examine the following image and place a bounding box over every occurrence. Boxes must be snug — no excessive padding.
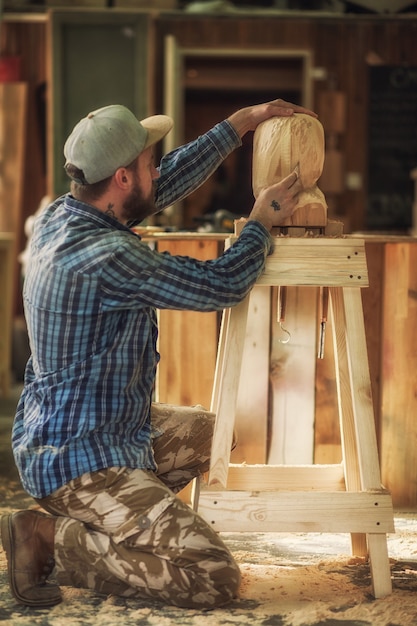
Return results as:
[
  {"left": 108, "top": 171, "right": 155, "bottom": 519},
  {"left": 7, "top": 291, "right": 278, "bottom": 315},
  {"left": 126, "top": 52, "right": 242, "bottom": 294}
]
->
[{"left": 38, "top": 404, "right": 240, "bottom": 609}]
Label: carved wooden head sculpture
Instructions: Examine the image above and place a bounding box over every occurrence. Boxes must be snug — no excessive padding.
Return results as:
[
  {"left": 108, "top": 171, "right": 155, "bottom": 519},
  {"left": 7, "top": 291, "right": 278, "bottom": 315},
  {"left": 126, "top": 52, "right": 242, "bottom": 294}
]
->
[{"left": 252, "top": 113, "right": 327, "bottom": 227}]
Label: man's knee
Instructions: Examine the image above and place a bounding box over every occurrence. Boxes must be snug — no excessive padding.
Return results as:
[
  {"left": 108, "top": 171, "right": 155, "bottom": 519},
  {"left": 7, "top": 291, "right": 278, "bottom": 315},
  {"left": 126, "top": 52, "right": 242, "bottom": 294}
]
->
[{"left": 207, "top": 558, "right": 241, "bottom": 607}]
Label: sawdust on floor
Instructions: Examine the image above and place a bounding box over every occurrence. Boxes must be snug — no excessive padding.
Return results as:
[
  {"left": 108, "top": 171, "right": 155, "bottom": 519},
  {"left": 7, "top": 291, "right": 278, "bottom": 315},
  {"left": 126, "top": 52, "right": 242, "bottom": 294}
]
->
[{"left": 1, "top": 476, "right": 417, "bottom": 626}]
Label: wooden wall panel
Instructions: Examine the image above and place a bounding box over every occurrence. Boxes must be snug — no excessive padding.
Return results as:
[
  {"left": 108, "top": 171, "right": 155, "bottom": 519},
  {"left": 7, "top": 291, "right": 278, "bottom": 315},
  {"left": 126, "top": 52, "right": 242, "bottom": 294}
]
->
[
  {"left": 314, "top": 310, "right": 341, "bottom": 465},
  {"left": 0, "top": 83, "right": 27, "bottom": 324},
  {"left": 0, "top": 83, "right": 27, "bottom": 235},
  {"left": 0, "top": 234, "right": 15, "bottom": 397},
  {"left": 379, "top": 242, "right": 417, "bottom": 507},
  {"left": 155, "top": 236, "right": 224, "bottom": 410},
  {"left": 361, "top": 241, "right": 385, "bottom": 443},
  {"left": 1, "top": 18, "right": 47, "bottom": 315}
]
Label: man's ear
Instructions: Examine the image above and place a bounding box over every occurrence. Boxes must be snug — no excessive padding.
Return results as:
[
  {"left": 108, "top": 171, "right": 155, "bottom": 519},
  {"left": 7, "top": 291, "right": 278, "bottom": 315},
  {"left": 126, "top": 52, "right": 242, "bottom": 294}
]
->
[{"left": 114, "top": 168, "right": 129, "bottom": 188}]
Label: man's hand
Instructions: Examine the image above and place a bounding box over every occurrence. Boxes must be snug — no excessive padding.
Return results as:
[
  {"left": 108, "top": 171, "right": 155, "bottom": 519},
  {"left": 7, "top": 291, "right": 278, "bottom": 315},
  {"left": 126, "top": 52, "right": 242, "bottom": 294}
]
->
[
  {"left": 228, "top": 98, "right": 317, "bottom": 138},
  {"left": 247, "top": 170, "right": 301, "bottom": 231}
]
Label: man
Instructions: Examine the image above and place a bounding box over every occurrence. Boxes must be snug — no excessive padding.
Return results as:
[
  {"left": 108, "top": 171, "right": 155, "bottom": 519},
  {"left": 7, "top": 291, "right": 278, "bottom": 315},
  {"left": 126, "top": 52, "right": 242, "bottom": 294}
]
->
[{"left": 1, "top": 99, "right": 315, "bottom": 609}]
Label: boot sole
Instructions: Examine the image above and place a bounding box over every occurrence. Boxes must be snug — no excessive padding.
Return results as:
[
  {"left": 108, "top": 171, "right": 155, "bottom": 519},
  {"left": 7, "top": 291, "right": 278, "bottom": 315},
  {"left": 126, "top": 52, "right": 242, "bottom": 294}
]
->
[{"left": 1, "top": 513, "right": 62, "bottom": 607}]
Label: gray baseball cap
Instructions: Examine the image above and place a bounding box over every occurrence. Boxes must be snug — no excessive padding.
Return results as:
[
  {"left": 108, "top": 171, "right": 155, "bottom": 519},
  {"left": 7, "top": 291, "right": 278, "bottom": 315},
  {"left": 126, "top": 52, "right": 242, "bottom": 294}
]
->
[{"left": 64, "top": 104, "right": 173, "bottom": 184}]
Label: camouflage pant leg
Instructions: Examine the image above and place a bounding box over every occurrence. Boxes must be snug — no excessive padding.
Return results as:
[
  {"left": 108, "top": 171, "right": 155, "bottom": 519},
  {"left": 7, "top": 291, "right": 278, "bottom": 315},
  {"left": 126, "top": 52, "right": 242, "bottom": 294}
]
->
[
  {"left": 41, "top": 468, "right": 240, "bottom": 609},
  {"left": 38, "top": 406, "right": 240, "bottom": 609},
  {"left": 150, "top": 403, "right": 215, "bottom": 492}
]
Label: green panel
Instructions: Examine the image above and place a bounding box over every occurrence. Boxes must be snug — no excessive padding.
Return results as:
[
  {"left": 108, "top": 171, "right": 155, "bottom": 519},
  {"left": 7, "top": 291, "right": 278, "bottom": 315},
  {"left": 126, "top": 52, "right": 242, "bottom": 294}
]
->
[{"left": 50, "top": 10, "right": 150, "bottom": 198}]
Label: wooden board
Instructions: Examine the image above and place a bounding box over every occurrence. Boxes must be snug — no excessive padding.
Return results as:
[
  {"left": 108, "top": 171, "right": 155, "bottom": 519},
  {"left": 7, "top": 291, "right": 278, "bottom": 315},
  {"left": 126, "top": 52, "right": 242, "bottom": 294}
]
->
[
  {"left": 314, "top": 308, "right": 341, "bottom": 464},
  {"left": 318, "top": 91, "right": 346, "bottom": 134},
  {"left": 156, "top": 238, "right": 222, "bottom": 409},
  {"left": 258, "top": 237, "right": 368, "bottom": 288},
  {"left": 360, "top": 241, "right": 385, "bottom": 445},
  {"left": 0, "top": 234, "right": 15, "bottom": 397},
  {"left": 209, "top": 297, "right": 250, "bottom": 487},
  {"left": 231, "top": 286, "right": 270, "bottom": 464},
  {"left": 268, "top": 285, "right": 317, "bottom": 464},
  {"left": 380, "top": 242, "right": 417, "bottom": 506},
  {"left": 0, "top": 83, "right": 27, "bottom": 235},
  {"left": 205, "top": 463, "right": 346, "bottom": 492},
  {"left": 0, "top": 83, "right": 27, "bottom": 321},
  {"left": 198, "top": 490, "right": 394, "bottom": 534},
  {"left": 331, "top": 286, "right": 382, "bottom": 492}
]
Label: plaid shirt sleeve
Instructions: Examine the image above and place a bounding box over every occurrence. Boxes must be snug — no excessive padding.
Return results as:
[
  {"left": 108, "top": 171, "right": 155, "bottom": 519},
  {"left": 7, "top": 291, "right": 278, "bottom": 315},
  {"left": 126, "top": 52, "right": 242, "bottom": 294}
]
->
[
  {"left": 154, "top": 120, "right": 241, "bottom": 209},
  {"left": 99, "top": 220, "right": 273, "bottom": 313}
]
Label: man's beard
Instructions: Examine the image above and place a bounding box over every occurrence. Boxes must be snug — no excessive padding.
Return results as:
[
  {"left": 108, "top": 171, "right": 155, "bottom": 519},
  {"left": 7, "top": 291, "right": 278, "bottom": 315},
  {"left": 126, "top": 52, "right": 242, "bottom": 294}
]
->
[{"left": 122, "top": 180, "right": 157, "bottom": 226}]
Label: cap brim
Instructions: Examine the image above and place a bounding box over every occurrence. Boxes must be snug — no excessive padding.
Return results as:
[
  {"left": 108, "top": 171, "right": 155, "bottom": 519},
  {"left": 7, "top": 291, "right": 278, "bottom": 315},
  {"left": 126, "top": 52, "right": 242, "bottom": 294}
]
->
[{"left": 141, "top": 115, "right": 174, "bottom": 149}]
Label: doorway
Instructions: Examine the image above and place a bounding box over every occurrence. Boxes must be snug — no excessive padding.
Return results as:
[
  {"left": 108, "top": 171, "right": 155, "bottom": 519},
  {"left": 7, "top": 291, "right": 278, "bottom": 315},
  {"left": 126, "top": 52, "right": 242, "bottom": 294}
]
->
[{"left": 163, "top": 37, "right": 313, "bottom": 229}]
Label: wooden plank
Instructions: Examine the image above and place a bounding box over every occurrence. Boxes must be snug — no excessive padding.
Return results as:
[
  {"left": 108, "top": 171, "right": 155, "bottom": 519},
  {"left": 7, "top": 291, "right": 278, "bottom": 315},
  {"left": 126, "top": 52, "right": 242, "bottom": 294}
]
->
[
  {"left": 139, "top": 231, "right": 229, "bottom": 241},
  {"left": 208, "top": 295, "right": 250, "bottom": 487},
  {"left": 361, "top": 241, "right": 385, "bottom": 447},
  {"left": 341, "top": 287, "right": 382, "bottom": 490},
  {"left": 156, "top": 238, "right": 221, "bottom": 409},
  {"left": 330, "top": 286, "right": 377, "bottom": 557},
  {"left": 258, "top": 237, "right": 368, "bottom": 287},
  {"left": 0, "top": 83, "right": 27, "bottom": 234},
  {"left": 231, "top": 286, "right": 270, "bottom": 464},
  {"left": 380, "top": 243, "right": 417, "bottom": 507},
  {"left": 0, "top": 234, "right": 15, "bottom": 397},
  {"left": 210, "top": 307, "right": 229, "bottom": 417},
  {"left": 314, "top": 443, "right": 342, "bottom": 464},
  {"left": 205, "top": 463, "right": 346, "bottom": 492},
  {"left": 268, "top": 285, "right": 317, "bottom": 464},
  {"left": 0, "top": 83, "right": 27, "bottom": 319},
  {"left": 367, "top": 533, "right": 392, "bottom": 598},
  {"left": 314, "top": 301, "right": 341, "bottom": 463},
  {"left": 330, "top": 288, "right": 362, "bottom": 493},
  {"left": 198, "top": 490, "right": 394, "bottom": 534}
]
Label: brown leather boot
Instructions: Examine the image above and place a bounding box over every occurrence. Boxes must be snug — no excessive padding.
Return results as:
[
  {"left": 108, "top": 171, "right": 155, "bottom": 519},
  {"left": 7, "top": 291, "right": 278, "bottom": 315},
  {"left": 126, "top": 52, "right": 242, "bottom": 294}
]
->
[{"left": 1, "top": 510, "right": 62, "bottom": 607}]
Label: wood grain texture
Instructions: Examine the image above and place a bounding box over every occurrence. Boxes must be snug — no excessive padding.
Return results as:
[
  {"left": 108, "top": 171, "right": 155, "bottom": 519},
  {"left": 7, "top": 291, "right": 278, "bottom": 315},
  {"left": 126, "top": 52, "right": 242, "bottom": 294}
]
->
[
  {"left": 268, "top": 285, "right": 317, "bottom": 464},
  {"left": 209, "top": 296, "right": 250, "bottom": 487},
  {"left": 211, "top": 463, "right": 347, "bottom": 492},
  {"left": 0, "top": 234, "right": 15, "bottom": 397},
  {"left": 198, "top": 490, "right": 394, "bottom": 534},
  {"left": 156, "top": 238, "right": 222, "bottom": 409},
  {"left": 231, "top": 286, "right": 270, "bottom": 465},
  {"left": 258, "top": 237, "right": 368, "bottom": 287},
  {"left": 380, "top": 242, "right": 417, "bottom": 507}
]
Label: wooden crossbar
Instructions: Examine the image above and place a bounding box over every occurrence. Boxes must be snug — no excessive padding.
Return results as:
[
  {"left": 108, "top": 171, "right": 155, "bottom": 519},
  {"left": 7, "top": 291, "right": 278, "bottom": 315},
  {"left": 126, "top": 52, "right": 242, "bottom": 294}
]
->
[{"left": 198, "top": 490, "right": 394, "bottom": 534}]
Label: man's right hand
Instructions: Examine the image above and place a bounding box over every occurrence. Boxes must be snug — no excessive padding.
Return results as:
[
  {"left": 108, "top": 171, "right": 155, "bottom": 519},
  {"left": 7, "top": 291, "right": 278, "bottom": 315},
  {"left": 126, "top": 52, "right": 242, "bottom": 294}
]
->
[
  {"left": 247, "top": 170, "right": 302, "bottom": 231},
  {"left": 228, "top": 99, "right": 317, "bottom": 138}
]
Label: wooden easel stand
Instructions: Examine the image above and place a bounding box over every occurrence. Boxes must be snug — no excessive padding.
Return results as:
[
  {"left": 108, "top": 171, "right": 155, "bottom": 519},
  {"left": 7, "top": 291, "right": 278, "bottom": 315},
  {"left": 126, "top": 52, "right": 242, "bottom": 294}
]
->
[{"left": 195, "top": 231, "right": 395, "bottom": 599}]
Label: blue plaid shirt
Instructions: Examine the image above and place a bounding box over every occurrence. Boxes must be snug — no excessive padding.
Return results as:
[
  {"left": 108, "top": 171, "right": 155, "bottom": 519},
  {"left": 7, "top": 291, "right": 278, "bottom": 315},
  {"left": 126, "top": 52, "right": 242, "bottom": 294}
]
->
[{"left": 12, "top": 120, "right": 273, "bottom": 498}]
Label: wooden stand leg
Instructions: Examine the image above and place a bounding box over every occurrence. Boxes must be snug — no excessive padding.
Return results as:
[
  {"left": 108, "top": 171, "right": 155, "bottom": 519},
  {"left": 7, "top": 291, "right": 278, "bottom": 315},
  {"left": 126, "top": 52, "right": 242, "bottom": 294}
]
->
[
  {"left": 209, "top": 295, "right": 250, "bottom": 487},
  {"left": 330, "top": 287, "right": 367, "bottom": 556},
  {"left": 368, "top": 534, "right": 392, "bottom": 598},
  {"left": 331, "top": 286, "right": 392, "bottom": 596}
]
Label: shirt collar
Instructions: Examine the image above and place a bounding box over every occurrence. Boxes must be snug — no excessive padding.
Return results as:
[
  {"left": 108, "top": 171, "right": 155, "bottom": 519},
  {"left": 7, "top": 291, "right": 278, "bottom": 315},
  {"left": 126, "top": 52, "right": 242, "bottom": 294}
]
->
[{"left": 64, "top": 193, "right": 134, "bottom": 234}]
